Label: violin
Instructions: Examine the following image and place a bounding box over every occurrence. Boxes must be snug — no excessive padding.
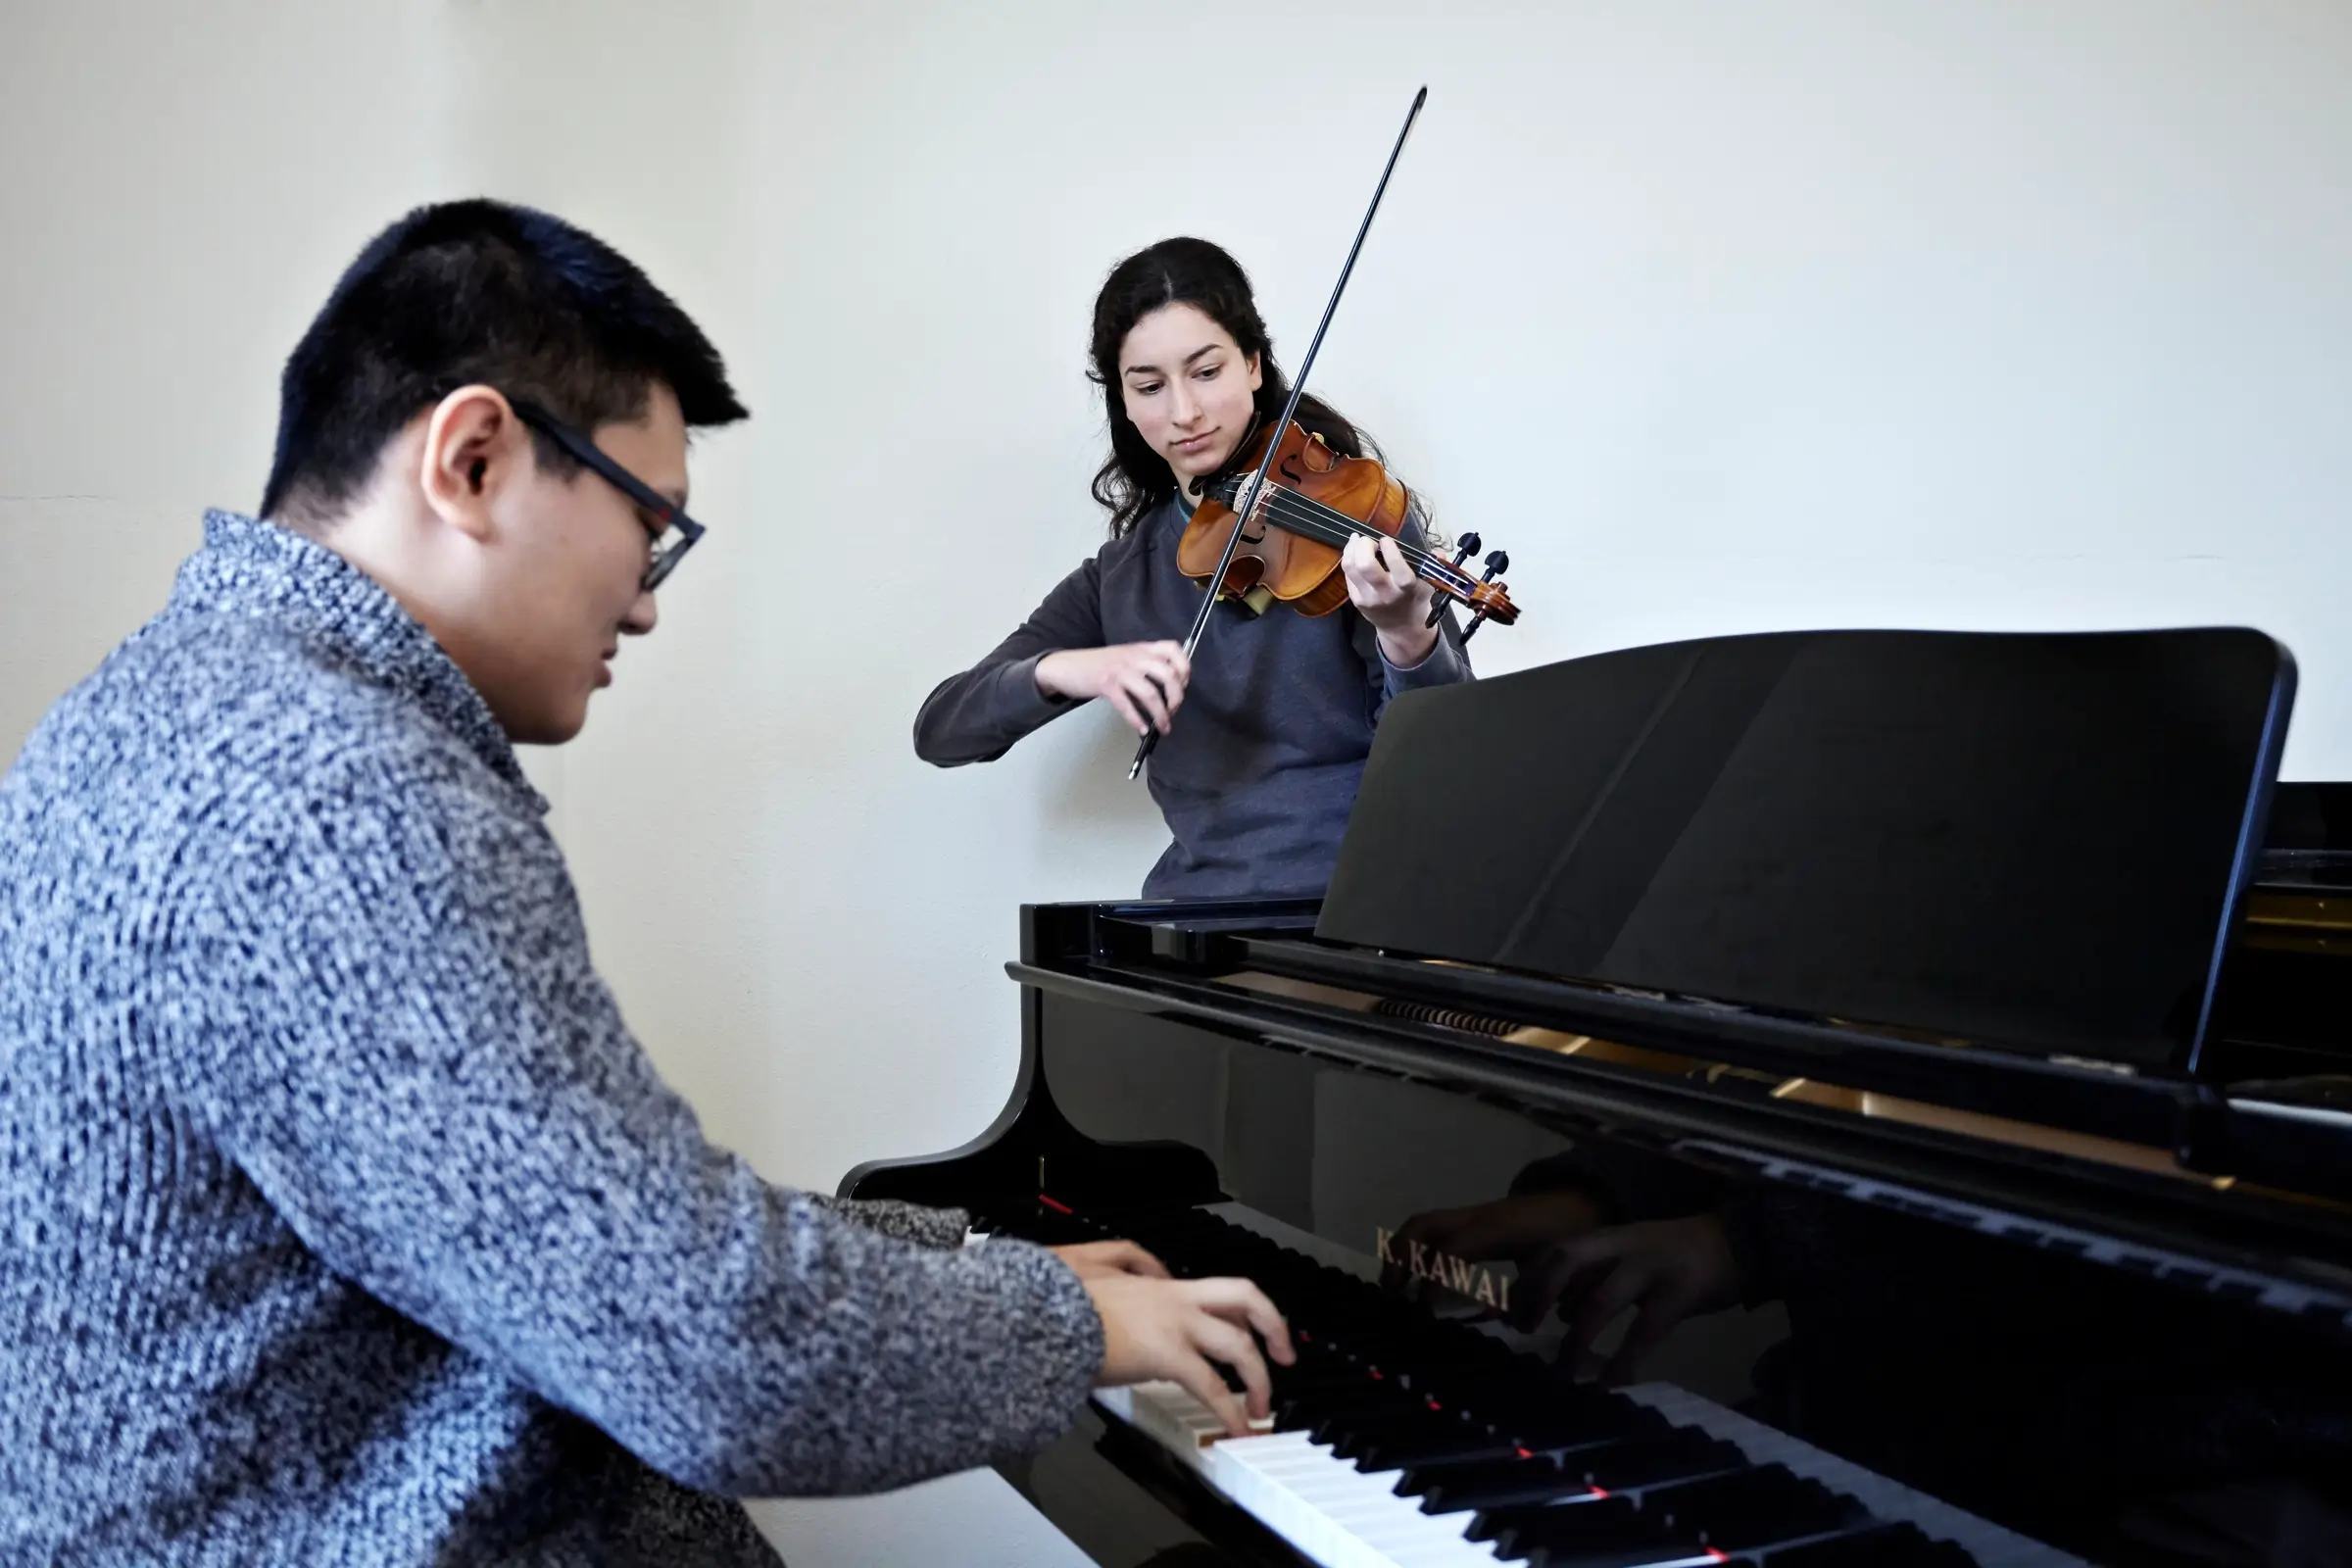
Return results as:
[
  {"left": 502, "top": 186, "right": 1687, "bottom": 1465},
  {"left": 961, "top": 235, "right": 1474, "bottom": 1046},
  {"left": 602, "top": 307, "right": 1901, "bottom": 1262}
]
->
[
  {"left": 1177, "top": 417, "right": 1520, "bottom": 636},
  {"left": 1131, "top": 84, "right": 1519, "bottom": 779}
]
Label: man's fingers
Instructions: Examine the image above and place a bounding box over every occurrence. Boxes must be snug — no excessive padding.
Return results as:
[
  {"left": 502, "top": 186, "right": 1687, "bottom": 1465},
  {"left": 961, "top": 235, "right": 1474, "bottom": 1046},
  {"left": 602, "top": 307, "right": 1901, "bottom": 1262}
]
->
[
  {"left": 1108, "top": 1242, "right": 1170, "bottom": 1278},
  {"left": 1169, "top": 1353, "right": 1253, "bottom": 1439},
  {"left": 1192, "top": 1316, "right": 1272, "bottom": 1421},
  {"left": 1186, "top": 1278, "right": 1295, "bottom": 1365},
  {"left": 1077, "top": 1241, "right": 1167, "bottom": 1278}
]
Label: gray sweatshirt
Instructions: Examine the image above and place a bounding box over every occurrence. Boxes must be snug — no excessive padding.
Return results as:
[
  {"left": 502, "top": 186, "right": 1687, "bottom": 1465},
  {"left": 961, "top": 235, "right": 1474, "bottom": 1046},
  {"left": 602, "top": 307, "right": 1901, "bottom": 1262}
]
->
[
  {"left": 915, "top": 496, "right": 1473, "bottom": 898},
  {"left": 0, "top": 512, "right": 1102, "bottom": 1565}
]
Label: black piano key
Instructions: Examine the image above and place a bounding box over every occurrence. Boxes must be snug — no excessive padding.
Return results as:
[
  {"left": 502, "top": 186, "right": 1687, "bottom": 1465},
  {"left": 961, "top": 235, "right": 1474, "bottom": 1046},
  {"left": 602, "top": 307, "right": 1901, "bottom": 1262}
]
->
[
  {"left": 1469, "top": 1494, "right": 1640, "bottom": 1544},
  {"left": 1278, "top": 1387, "right": 1421, "bottom": 1432},
  {"left": 1271, "top": 1351, "right": 1370, "bottom": 1385},
  {"left": 1763, "top": 1522, "right": 1981, "bottom": 1566},
  {"left": 1323, "top": 1409, "right": 1458, "bottom": 1459},
  {"left": 1529, "top": 1547, "right": 1723, "bottom": 1568},
  {"left": 1355, "top": 1424, "right": 1525, "bottom": 1472},
  {"left": 1529, "top": 1545, "right": 1723, "bottom": 1568},
  {"left": 1395, "top": 1446, "right": 1553, "bottom": 1492},
  {"left": 1648, "top": 1464, "right": 1871, "bottom": 1549},
  {"left": 1305, "top": 1403, "right": 1435, "bottom": 1446},
  {"left": 1398, "top": 1410, "right": 1676, "bottom": 1492},
  {"left": 1409, "top": 1456, "right": 1596, "bottom": 1515},
  {"left": 1499, "top": 1400, "right": 1673, "bottom": 1453},
  {"left": 1288, "top": 1363, "right": 1387, "bottom": 1398},
  {"left": 1576, "top": 1432, "right": 1747, "bottom": 1491},
  {"left": 1443, "top": 1367, "right": 1595, "bottom": 1408},
  {"left": 1265, "top": 1360, "right": 1358, "bottom": 1397},
  {"left": 1493, "top": 1498, "right": 1689, "bottom": 1565},
  {"left": 1472, "top": 1494, "right": 1646, "bottom": 1551}
]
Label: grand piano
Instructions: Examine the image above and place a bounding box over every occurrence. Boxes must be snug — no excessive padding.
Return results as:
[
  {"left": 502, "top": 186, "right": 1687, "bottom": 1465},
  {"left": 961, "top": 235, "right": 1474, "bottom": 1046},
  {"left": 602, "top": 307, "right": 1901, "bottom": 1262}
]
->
[{"left": 848, "top": 628, "right": 2352, "bottom": 1568}]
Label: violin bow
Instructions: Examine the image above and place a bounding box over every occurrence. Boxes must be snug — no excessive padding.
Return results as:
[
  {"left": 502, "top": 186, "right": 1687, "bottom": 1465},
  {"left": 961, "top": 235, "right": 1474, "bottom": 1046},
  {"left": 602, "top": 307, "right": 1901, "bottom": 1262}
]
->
[{"left": 1128, "top": 84, "right": 1430, "bottom": 781}]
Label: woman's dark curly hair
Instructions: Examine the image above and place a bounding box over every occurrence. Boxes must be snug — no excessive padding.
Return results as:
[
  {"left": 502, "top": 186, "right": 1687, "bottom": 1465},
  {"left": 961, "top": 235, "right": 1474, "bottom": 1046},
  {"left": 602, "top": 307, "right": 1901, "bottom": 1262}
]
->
[{"left": 1088, "top": 236, "right": 1381, "bottom": 538}]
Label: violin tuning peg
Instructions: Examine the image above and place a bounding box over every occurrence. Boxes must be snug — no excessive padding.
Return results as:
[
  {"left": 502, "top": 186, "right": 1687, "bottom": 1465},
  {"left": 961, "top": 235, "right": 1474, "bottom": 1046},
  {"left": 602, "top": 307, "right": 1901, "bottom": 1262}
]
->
[
  {"left": 1457, "top": 531, "right": 1482, "bottom": 556},
  {"left": 1483, "top": 549, "right": 1509, "bottom": 577}
]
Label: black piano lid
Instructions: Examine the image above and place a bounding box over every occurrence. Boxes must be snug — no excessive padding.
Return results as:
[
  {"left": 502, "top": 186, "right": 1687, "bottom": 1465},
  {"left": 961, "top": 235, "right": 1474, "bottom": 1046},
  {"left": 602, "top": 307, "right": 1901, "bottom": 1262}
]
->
[
  {"left": 1319, "top": 627, "right": 2293, "bottom": 1082},
  {"left": 971, "top": 628, "right": 2350, "bottom": 1331}
]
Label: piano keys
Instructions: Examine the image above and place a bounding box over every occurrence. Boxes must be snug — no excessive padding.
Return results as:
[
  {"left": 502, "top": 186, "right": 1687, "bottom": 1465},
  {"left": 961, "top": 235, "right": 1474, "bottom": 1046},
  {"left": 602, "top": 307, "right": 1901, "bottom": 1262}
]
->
[
  {"left": 1047, "top": 1200, "right": 2078, "bottom": 1567},
  {"left": 849, "top": 629, "right": 2352, "bottom": 1566}
]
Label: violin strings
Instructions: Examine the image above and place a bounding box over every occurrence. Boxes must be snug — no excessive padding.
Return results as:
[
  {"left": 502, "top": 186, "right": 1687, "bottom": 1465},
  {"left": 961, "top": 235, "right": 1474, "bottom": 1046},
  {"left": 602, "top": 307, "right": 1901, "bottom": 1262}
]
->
[
  {"left": 1228, "top": 484, "right": 1480, "bottom": 594},
  {"left": 1219, "top": 480, "right": 1458, "bottom": 577},
  {"left": 1211, "top": 482, "right": 1442, "bottom": 573}
]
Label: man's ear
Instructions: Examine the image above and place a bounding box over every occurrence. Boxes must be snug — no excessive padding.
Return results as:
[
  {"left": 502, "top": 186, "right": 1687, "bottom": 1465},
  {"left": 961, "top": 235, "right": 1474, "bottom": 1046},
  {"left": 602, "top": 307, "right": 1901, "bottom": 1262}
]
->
[{"left": 417, "top": 386, "right": 528, "bottom": 543}]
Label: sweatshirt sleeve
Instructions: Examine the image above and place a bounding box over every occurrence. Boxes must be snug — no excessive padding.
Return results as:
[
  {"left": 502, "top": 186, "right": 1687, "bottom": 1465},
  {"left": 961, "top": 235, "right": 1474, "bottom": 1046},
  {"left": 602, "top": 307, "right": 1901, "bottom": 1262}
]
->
[
  {"left": 1355, "top": 503, "right": 1475, "bottom": 721},
  {"left": 181, "top": 749, "right": 1102, "bottom": 1500},
  {"left": 913, "top": 555, "right": 1106, "bottom": 765}
]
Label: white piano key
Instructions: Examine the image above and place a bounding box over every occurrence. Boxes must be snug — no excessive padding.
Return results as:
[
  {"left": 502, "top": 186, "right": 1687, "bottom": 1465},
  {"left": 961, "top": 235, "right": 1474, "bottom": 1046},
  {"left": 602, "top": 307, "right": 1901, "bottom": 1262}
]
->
[
  {"left": 1102, "top": 1372, "right": 2082, "bottom": 1568},
  {"left": 1210, "top": 1426, "right": 1501, "bottom": 1568}
]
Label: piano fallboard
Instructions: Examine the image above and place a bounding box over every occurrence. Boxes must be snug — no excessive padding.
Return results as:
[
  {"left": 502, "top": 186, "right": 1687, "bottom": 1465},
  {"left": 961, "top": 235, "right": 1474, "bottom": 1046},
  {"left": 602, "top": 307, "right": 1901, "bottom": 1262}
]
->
[
  {"left": 849, "top": 900, "right": 2352, "bottom": 1565},
  {"left": 1000, "top": 900, "right": 2352, "bottom": 1337}
]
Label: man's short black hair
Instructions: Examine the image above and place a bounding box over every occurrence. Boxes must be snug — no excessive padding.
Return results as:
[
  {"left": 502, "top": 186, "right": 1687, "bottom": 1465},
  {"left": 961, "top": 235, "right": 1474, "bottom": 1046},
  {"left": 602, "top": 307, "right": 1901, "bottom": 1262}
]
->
[{"left": 260, "top": 198, "right": 748, "bottom": 530}]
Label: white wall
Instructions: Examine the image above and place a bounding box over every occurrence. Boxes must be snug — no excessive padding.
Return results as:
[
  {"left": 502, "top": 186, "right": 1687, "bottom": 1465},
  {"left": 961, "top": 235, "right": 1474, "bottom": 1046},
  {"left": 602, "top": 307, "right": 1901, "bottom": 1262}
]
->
[
  {"left": 0, "top": 2, "right": 462, "bottom": 762},
  {"left": 5, "top": 1, "right": 2351, "bottom": 1199}
]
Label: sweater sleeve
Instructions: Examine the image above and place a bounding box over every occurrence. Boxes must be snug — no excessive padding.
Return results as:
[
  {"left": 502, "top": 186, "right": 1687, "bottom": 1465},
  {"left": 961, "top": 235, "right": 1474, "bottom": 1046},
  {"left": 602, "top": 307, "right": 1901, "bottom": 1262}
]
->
[
  {"left": 912, "top": 555, "right": 1105, "bottom": 765},
  {"left": 180, "top": 749, "right": 1102, "bottom": 1499},
  {"left": 802, "top": 1193, "right": 971, "bottom": 1250},
  {"left": 1353, "top": 504, "right": 1475, "bottom": 721}
]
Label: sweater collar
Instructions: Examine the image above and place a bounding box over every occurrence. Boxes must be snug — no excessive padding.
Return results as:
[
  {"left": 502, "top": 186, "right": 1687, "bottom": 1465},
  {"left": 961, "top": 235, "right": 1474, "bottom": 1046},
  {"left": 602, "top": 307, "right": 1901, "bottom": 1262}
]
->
[{"left": 172, "top": 511, "right": 543, "bottom": 808}]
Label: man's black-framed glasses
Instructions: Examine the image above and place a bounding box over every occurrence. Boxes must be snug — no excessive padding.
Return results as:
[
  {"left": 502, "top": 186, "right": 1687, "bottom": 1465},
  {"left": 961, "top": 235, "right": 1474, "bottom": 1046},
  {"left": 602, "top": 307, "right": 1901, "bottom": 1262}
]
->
[{"left": 509, "top": 398, "right": 705, "bottom": 592}]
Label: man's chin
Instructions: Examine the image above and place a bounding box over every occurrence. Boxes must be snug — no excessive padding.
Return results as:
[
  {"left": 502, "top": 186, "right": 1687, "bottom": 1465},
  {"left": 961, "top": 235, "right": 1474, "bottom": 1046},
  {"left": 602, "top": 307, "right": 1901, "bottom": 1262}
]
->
[{"left": 503, "top": 700, "right": 590, "bottom": 748}]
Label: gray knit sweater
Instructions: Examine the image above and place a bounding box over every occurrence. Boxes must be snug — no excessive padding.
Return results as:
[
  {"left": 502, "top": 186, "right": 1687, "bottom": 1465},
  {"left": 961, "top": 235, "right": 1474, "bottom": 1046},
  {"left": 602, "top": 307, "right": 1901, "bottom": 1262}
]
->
[{"left": 0, "top": 512, "right": 1103, "bottom": 1564}]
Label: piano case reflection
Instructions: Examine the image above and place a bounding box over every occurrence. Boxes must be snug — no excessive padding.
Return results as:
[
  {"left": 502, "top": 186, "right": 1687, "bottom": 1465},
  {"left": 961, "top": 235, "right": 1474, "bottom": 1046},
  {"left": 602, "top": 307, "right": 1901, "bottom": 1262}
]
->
[{"left": 848, "top": 628, "right": 2352, "bottom": 1568}]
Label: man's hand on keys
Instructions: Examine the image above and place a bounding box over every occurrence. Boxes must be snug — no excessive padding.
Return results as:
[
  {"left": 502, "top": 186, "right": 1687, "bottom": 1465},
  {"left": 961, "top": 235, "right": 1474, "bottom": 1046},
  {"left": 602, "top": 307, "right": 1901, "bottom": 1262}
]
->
[{"left": 1060, "top": 1242, "right": 1295, "bottom": 1438}]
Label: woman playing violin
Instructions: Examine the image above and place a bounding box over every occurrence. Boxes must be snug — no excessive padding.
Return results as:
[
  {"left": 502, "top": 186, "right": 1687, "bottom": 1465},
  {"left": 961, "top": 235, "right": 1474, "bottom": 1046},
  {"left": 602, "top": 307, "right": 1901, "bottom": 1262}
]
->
[{"left": 914, "top": 237, "right": 1473, "bottom": 899}]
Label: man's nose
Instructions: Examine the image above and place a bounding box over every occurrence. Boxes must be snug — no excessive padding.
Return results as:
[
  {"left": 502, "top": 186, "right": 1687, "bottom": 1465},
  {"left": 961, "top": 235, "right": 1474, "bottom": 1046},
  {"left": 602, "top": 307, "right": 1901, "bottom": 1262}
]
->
[{"left": 622, "top": 588, "right": 659, "bottom": 635}]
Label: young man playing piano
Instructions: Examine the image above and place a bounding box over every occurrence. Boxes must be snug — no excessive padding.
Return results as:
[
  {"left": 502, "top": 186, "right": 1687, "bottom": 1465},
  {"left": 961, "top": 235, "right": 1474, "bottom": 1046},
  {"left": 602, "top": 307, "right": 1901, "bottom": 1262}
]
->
[{"left": 0, "top": 200, "right": 1288, "bottom": 1564}]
